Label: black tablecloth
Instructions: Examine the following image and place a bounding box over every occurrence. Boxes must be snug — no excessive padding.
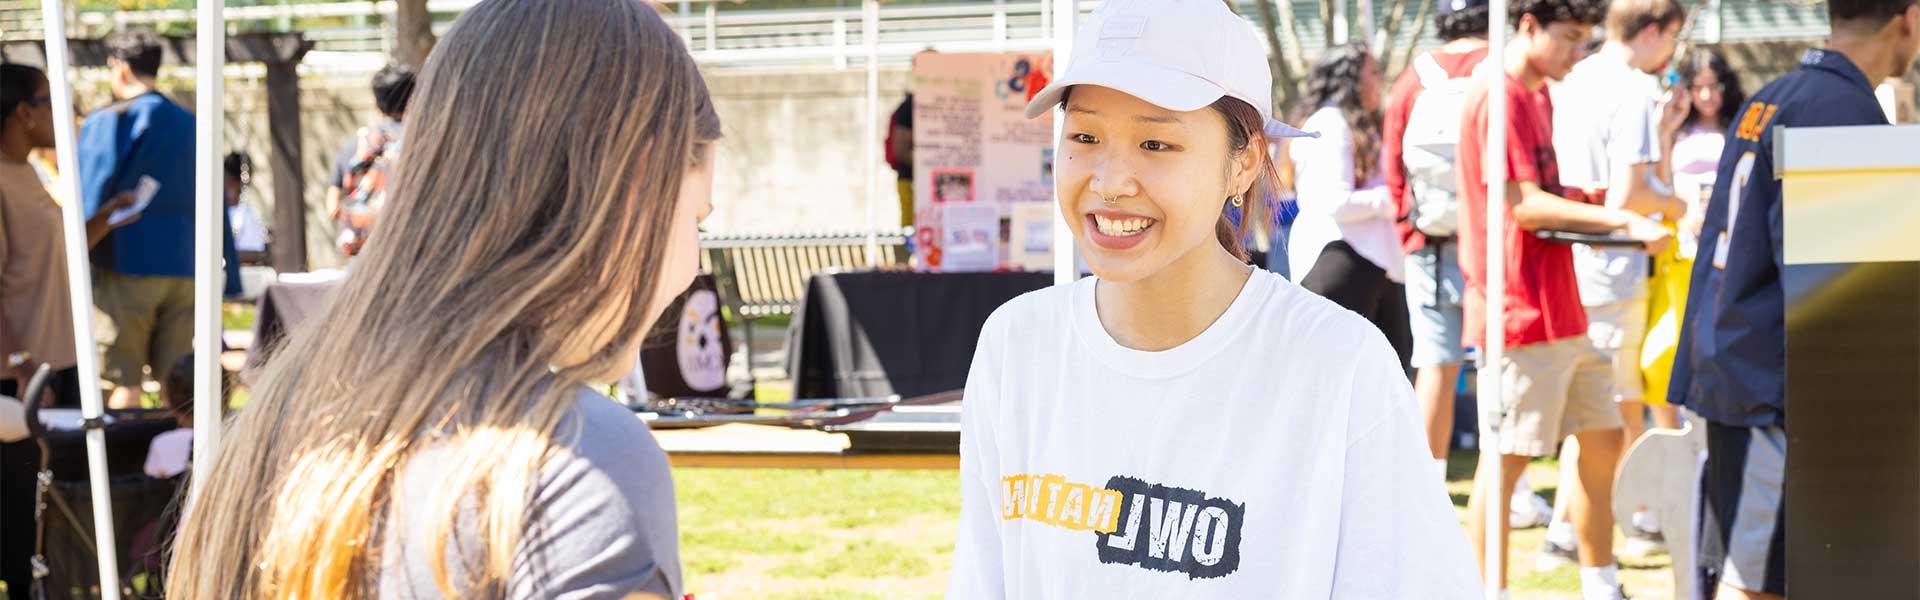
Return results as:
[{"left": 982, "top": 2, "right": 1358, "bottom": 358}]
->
[
  {"left": 788, "top": 271, "right": 1053, "bottom": 399},
  {"left": 1785, "top": 261, "right": 1920, "bottom": 595},
  {"left": 246, "top": 277, "right": 343, "bottom": 371}
]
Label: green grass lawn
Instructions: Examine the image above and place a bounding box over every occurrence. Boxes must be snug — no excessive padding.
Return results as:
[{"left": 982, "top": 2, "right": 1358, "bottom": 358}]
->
[
  {"left": 673, "top": 454, "right": 1676, "bottom": 599},
  {"left": 222, "top": 302, "right": 257, "bottom": 333},
  {"left": 0, "top": 459, "right": 1670, "bottom": 600},
  {"left": 676, "top": 469, "right": 960, "bottom": 599}
]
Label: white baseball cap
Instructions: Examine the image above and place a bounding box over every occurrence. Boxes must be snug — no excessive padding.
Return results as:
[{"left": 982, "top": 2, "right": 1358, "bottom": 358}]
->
[{"left": 1024, "top": 0, "right": 1316, "bottom": 139}]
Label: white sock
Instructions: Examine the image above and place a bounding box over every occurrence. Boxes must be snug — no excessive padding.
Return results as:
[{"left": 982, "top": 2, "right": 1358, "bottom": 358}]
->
[
  {"left": 1435, "top": 458, "right": 1449, "bottom": 482},
  {"left": 1633, "top": 510, "right": 1662, "bottom": 534},
  {"left": 1579, "top": 564, "right": 1620, "bottom": 599},
  {"left": 1514, "top": 473, "right": 1534, "bottom": 495},
  {"left": 1546, "top": 520, "right": 1578, "bottom": 547}
]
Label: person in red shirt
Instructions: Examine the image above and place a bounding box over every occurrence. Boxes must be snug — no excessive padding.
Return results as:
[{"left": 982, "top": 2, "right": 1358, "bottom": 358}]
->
[
  {"left": 1383, "top": 0, "right": 1493, "bottom": 474},
  {"left": 1455, "top": 0, "right": 1671, "bottom": 597}
]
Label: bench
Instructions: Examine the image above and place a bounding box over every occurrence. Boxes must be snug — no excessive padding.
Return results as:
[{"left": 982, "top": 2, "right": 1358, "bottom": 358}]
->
[{"left": 700, "top": 229, "right": 911, "bottom": 373}]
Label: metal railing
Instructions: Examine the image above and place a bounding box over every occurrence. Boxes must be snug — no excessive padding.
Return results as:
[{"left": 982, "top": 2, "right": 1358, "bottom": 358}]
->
[
  {"left": 2, "top": 0, "right": 1086, "bottom": 71},
  {"left": 1, "top": 0, "right": 1828, "bottom": 72}
]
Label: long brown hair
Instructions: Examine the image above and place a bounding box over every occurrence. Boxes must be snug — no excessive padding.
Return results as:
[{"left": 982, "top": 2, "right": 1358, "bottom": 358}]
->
[
  {"left": 1296, "top": 42, "right": 1383, "bottom": 187},
  {"left": 166, "top": 0, "right": 722, "bottom": 597},
  {"left": 1210, "top": 97, "right": 1281, "bottom": 262}
]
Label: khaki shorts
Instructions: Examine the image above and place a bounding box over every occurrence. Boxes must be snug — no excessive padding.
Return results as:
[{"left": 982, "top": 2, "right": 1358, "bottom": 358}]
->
[
  {"left": 92, "top": 270, "right": 195, "bottom": 388},
  {"left": 1487, "top": 336, "right": 1624, "bottom": 457},
  {"left": 1585, "top": 298, "right": 1648, "bottom": 402}
]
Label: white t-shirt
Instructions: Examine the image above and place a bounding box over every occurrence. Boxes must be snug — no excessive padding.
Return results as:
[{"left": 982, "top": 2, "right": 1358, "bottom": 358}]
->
[
  {"left": 228, "top": 203, "right": 271, "bottom": 253},
  {"left": 1288, "top": 106, "right": 1403, "bottom": 283},
  {"left": 948, "top": 270, "right": 1480, "bottom": 599},
  {"left": 1670, "top": 127, "right": 1726, "bottom": 260},
  {"left": 1671, "top": 126, "right": 1726, "bottom": 195},
  {"left": 1551, "top": 54, "right": 1662, "bottom": 306}
]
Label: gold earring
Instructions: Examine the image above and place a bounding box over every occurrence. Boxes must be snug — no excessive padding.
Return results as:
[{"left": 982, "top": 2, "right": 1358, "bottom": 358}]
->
[{"left": 1230, "top": 194, "right": 1245, "bottom": 208}]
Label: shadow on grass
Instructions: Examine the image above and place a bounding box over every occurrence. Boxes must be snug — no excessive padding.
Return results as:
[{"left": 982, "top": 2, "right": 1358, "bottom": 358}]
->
[{"left": 1446, "top": 449, "right": 1564, "bottom": 509}]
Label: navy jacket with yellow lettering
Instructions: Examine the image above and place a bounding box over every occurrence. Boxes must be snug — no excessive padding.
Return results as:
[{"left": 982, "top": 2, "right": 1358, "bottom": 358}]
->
[{"left": 1668, "top": 49, "right": 1888, "bottom": 427}]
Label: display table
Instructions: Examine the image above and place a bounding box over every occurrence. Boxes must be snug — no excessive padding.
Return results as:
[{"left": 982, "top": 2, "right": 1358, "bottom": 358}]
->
[
  {"left": 244, "top": 272, "right": 345, "bottom": 370},
  {"left": 653, "top": 423, "right": 957, "bottom": 470},
  {"left": 786, "top": 270, "right": 1054, "bottom": 399},
  {"left": 1778, "top": 124, "right": 1920, "bottom": 596}
]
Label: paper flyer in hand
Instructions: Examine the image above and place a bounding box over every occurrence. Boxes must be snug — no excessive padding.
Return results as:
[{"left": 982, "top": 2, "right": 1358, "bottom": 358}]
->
[{"left": 108, "top": 176, "right": 159, "bottom": 226}]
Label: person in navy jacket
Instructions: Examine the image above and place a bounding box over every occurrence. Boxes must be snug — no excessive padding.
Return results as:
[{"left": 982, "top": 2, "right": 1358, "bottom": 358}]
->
[
  {"left": 77, "top": 29, "right": 240, "bottom": 409},
  {"left": 1669, "top": 1, "right": 1920, "bottom": 597}
]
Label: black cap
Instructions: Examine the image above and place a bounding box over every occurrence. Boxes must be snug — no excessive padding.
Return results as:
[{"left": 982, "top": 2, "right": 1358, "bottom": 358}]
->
[{"left": 1435, "top": 0, "right": 1489, "bottom": 16}]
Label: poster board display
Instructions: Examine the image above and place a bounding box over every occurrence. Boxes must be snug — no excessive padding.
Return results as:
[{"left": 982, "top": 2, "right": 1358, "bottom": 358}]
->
[
  {"left": 1778, "top": 124, "right": 1920, "bottom": 597},
  {"left": 912, "top": 51, "right": 1054, "bottom": 271},
  {"left": 1007, "top": 202, "right": 1056, "bottom": 271}
]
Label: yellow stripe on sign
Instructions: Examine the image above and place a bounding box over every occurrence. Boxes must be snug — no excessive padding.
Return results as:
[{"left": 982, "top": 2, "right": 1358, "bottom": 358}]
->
[{"left": 1783, "top": 172, "right": 1920, "bottom": 265}]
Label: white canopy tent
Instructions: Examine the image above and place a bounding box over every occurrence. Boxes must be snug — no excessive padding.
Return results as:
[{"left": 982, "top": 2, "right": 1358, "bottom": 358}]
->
[
  {"left": 34, "top": 2, "right": 121, "bottom": 592},
  {"left": 1050, "top": 0, "right": 1078, "bottom": 284},
  {"left": 191, "top": 0, "right": 227, "bottom": 509},
  {"left": 1479, "top": 0, "right": 1510, "bottom": 596},
  {"left": 33, "top": 0, "right": 225, "bottom": 593}
]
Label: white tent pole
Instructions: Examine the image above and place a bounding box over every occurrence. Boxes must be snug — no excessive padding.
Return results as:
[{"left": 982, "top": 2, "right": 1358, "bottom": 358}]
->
[
  {"left": 1049, "top": 0, "right": 1076, "bottom": 285},
  {"left": 862, "top": 0, "right": 881, "bottom": 266},
  {"left": 190, "top": 0, "right": 226, "bottom": 505},
  {"left": 36, "top": 3, "right": 124, "bottom": 596},
  {"left": 1481, "top": 0, "right": 1509, "bottom": 596}
]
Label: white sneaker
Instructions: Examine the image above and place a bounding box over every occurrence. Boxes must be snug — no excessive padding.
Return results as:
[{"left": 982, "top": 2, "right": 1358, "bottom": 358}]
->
[
  {"left": 1536, "top": 534, "right": 1579, "bottom": 570},
  {"left": 1509, "top": 490, "right": 1553, "bottom": 529},
  {"left": 1620, "top": 528, "right": 1667, "bottom": 558},
  {"left": 1630, "top": 510, "right": 1662, "bottom": 535}
]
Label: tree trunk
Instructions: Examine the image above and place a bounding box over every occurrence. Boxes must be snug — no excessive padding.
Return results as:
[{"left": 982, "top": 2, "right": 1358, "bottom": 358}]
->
[
  {"left": 1395, "top": 0, "right": 1431, "bottom": 77},
  {"left": 1319, "top": 0, "right": 1336, "bottom": 47},
  {"left": 1373, "top": 0, "right": 1408, "bottom": 59},
  {"left": 394, "top": 0, "right": 437, "bottom": 69},
  {"left": 1276, "top": 0, "right": 1306, "bottom": 73},
  {"left": 1255, "top": 0, "right": 1303, "bottom": 115}
]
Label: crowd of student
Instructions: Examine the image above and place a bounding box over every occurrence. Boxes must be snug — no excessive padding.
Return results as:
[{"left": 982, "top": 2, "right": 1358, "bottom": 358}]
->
[
  {"left": 1, "top": 30, "right": 275, "bottom": 420},
  {"left": 1266, "top": 0, "right": 1919, "bottom": 598}
]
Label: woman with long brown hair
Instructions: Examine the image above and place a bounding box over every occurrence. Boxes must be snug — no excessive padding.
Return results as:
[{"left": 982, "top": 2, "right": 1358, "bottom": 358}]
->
[
  {"left": 1285, "top": 42, "right": 1412, "bottom": 368},
  {"left": 166, "top": 0, "right": 721, "bottom": 597}
]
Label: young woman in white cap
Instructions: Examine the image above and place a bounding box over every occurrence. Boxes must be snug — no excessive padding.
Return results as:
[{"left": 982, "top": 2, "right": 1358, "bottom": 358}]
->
[{"left": 947, "top": 1, "right": 1481, "bottom": 597}]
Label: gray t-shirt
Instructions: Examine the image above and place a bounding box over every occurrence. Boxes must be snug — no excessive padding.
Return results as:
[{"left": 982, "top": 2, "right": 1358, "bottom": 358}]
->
[
  {"left": 1550, "top": 55, "right": 1662, "bottom": 306},
  {"left": 378, "top": 387, "right": 681, "bottom": 599}
]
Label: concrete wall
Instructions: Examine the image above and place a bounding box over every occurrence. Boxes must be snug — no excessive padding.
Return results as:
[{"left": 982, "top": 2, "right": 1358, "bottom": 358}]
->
[
  {"left": 702, "top": 67, "right": 911, "bottom": 236},
  {"left": 221, "top": 74, "right": 378, "bottom": 270},
  {"left": 98, "top": 64, "right": 909, "bottom": 269},
  {"left": 93, "top": 39, "right": 1915, "bottom": 270},
  {"left": 71, "top": 74, "right": 393, "bottom": 270}
]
